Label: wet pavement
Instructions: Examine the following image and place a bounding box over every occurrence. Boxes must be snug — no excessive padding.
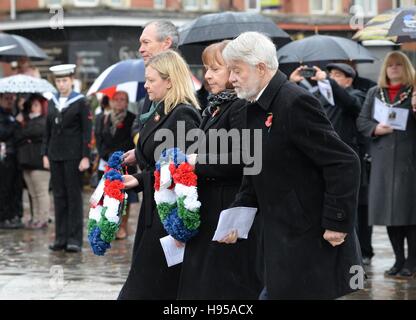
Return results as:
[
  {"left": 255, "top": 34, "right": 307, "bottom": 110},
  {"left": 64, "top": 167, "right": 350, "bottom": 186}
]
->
[{"left": 1, "top": 189, "right": 416, "bottom": 300}]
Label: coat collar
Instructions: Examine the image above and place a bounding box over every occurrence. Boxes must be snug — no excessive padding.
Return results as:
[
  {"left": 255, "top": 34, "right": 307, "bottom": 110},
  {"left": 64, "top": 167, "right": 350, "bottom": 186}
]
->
[
  {"left": 255, "top": 70, "right": 288, "bottom": 111},
  {"left": 201, "top": 100, "right": 233, "bottom": 132},
  {"left": 138, "top": 101, "right": 169, "bottom": 151},
  {"left": 51, "top": 91, "right": 84, "bottom": 112}
]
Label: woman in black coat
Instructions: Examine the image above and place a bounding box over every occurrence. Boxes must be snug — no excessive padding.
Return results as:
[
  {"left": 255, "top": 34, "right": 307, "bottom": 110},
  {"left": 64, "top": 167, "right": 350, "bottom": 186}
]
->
[
  {"left": 177, "top": 41, "right": 263, "bottom": 299},
  {"left": 118, "top": 50, "right": 201, "bottom": 299},
  {"left": 15, "top": 94, "right": 50, "bottom": 229}
]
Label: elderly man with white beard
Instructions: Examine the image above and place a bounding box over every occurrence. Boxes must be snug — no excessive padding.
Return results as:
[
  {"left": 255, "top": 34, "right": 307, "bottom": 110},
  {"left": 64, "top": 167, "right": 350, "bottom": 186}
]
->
[{"left": 220, "top": 32, "right": 363, "bottom": 299}]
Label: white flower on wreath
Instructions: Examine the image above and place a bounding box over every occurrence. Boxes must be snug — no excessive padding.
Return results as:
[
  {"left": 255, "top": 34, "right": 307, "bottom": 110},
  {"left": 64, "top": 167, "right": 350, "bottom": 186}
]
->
[
  {"left": 154, "top": 188, "right": 177, "bottom": 205},
  {"left": 103, "top": 196, "right": 120, "bottom": 224},
  {"left": 89, "top": 205, "right": 103, "bottom": 222}
]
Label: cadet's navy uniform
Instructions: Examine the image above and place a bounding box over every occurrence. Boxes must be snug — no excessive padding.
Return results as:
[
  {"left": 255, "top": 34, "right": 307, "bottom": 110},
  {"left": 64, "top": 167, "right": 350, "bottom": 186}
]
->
[{"left": 42, "top": 85, "right": 92, "bottom": 249}]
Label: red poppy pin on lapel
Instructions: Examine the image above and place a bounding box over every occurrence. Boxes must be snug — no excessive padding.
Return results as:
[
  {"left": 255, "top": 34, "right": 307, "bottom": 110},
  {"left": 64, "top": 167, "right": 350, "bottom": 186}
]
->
[{"left": 265, "top": 113, "right": 273, "bottom": 132}]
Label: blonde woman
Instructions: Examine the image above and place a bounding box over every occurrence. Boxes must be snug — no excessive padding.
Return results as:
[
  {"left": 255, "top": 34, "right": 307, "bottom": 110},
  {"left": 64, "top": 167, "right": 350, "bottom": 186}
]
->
[
  {"left": 118, "top": 50, "right": 201, "bottom": 299},
  {"left": 357, "top": 51, "right": 416, "bottom": 278}
]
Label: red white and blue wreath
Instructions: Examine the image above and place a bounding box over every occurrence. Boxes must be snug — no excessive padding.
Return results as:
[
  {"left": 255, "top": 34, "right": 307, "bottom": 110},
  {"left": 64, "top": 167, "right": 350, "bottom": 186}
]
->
[
  {"left": 87, "top": 151, "right": 127, "bottom": 256},
  {"left": 154, "top": 148, "right": 201, "bottom": 242}
]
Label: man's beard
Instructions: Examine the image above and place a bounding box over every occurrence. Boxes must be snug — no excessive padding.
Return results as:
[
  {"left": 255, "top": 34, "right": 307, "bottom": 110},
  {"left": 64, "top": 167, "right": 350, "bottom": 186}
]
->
[{"left": 235, "top": 85, "right": 261, "bottom": 101}]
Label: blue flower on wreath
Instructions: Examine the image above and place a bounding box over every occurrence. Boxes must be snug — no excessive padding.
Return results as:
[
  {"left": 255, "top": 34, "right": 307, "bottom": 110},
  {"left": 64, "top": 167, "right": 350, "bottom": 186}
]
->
[
  {"left": 104, "top": 169, "right": 123, "bottom": 181},
  {"left": 88, "top": 226, "right": 111, "bottom": 256},
  {"left": 108, "top": 151, "right": 124, "bottom": 171},
  {"left": 156, "top": 147, "right": 187, "bottom": 171},
  {"left": 162, "top": 207, "right": 198, "bottom": 242}
]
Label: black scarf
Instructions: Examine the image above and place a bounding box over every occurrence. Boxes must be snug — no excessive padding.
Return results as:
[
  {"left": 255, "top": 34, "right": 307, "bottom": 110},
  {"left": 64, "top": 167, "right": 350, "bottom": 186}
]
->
[{"left": 203, "top": 90, "right": 237, "bottom": 117}]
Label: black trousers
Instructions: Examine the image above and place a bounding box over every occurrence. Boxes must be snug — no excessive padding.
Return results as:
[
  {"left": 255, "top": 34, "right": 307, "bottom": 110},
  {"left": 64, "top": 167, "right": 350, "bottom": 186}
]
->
[
  {"left": 387, "top": 225, "right": 416, "bottom": 268},
  {"left": 50, "top": 160, "right": 84, "bottom": 247},
  {"left": 0, "top": 156, "right": 23, "bottom": 222},
  {"left": 357, "top": 205, "right": 374, "bottom": 258}
]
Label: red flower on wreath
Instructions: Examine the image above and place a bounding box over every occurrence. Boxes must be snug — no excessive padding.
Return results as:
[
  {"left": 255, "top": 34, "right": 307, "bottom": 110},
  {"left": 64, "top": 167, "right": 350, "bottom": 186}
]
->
[
  {"left": 154, "top": 170, "right": 160, "bottom": 191},
  {"left": 173, "top": 162, "right": 197, "bottom": 187},
  {"left": 104, "top": 180, "right": 124, "bottom": 202}
]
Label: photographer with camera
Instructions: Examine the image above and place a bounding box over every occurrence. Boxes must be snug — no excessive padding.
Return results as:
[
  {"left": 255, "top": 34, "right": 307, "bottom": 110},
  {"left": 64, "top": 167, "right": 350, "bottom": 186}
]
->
[{"left": 290, "top": 64, "right": 363, "bottom": 150}]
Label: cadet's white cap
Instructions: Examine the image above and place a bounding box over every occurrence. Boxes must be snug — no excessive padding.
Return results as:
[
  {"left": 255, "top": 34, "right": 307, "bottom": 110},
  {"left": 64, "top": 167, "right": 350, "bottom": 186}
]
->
[{"left": 49, "top": 64, "right": 76, "bottom": 77}]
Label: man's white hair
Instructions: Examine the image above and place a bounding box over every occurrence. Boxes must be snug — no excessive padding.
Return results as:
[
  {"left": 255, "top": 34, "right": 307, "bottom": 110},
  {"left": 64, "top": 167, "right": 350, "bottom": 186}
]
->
[{"left": 223, "top": 32, "right": 279, "bottom": 71}]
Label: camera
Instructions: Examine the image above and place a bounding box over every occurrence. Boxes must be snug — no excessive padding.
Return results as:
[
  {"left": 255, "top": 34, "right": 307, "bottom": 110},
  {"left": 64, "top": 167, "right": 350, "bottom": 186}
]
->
[{"left": 300, "top": 67, "right": 317, "bottom": 78}]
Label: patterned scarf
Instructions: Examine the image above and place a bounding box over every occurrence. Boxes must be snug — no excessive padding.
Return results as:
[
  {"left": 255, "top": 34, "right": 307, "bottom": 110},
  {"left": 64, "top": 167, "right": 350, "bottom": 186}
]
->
[
  {"left": 203, "top": 90, "right": 237, "bottom": 117},
  {"left": 110, "top": 109, "right": 127, "bottom": 136}
]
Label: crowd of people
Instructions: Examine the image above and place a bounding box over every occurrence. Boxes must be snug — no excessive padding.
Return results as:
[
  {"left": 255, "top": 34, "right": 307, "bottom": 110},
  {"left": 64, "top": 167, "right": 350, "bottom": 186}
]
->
[{"left": 1, "top": 19, "right": 416, "bottom": 299}]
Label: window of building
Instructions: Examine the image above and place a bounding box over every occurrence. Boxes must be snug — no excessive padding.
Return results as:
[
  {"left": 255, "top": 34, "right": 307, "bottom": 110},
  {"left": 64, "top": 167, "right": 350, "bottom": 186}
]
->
[
  {"left": 310, "top": 0, "right": 341, "bottom": 14},
  {"left": 246, "top": 0, "right": 261, "bottom": 11},
  {"left": 73, "top": 0, "right": 100, "bottom": 7},
  {"left": 154, "top": 0, "right": 166, "bottom": 9},
  {"left": 328, "top": 0, "right": 340, "bottom": 14},
  {"left": 183, "top": 0, "right": 199, "bottom": 10},
  {"left": 310, "top": 0, "right": 325, "bottom": 14},
  {"left": 393, "top": 0, "right": 416, "bottom": 8},
  {"left": 202, "top": 0, "right": 214, "bottom": 10},
  {"left": 354, "top": 0, "right": 377, "bottom": 17},
  {"left": 46, "top": 0, "right": 63, "bottom": 5}
]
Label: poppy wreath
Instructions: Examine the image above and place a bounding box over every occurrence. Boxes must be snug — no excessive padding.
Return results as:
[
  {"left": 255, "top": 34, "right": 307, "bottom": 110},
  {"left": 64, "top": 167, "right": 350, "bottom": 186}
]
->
[
  {"left": 154, "top": 147, "right": 201, "bottom": 242},
  {"left": 87, "top": 151, "right": 127, "bottom": 256}
]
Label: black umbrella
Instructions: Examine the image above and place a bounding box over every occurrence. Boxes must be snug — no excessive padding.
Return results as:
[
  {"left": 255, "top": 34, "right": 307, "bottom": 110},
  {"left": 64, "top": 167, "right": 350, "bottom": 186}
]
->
[
  {"left": 179, "top": 11, "right": 291, "bottom": 46},
  {"left": 0, "top": 33, "right": 49, "bottom": 62},
  {"left": 178, "top": 11, "right": 291, "bottom": 65},
  {"left": 276, "top": 35, "right": 375, "bottom": 65}
]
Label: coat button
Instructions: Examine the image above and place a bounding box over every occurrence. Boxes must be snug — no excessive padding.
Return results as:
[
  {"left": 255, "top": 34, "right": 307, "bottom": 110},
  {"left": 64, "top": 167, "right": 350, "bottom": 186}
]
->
[{"left": 336, "top": 212, "right": 344, "bottom": 220}]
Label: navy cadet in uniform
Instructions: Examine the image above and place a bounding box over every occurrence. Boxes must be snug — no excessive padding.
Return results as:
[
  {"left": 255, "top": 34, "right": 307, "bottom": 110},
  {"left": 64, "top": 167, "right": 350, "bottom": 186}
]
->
[{"left": 42, "top": 64, "right": 92, "bottom": 253}]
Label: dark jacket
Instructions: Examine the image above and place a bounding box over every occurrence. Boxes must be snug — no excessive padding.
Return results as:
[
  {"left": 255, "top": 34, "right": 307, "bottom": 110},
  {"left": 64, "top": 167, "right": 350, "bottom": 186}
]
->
[
  {"left": 356, "top": 85, "right": 416, "bottom": 226},
  {"left": 95, "top": 111, "right": 136, "bottom": 161},
  {"left": 0, "top": 106, "right": 19, "bottom": 156},
  {"left": 306, "top": 78, "right": 362, "bottom": 149},
  {"left": 15, "top": 115, "right": 47, "bottom": 170},
  {"left": 178, "top": 98, "right": 263, "bottom": 300},
  {"left": 119, "top": 102, "right": 201, "bottom": 300},
  {"left": 232, "top": 71, "right": 362, "bottom": 299},
  {"left": 41, "top": 92, "right": 92, "bottom": 161}
]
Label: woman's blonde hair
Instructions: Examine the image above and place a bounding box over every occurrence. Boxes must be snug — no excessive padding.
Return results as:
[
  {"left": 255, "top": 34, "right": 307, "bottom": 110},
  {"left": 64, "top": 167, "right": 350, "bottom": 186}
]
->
[
  {"left": 378, "top": 51, "right": 415, "bottom": 88},
  {"left": 146, "top": 50, "right": 200, "bottom": 114}
]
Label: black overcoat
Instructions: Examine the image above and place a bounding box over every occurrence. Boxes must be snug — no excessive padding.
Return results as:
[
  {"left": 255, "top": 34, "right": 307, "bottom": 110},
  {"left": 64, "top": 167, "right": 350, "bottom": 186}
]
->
[
  {"left": 118, "top": 102, "right": 201, "bottom": 300},
  {"left": 177, "top": 98, "right": 263, "bottom": 299},
  {"left": 231, "top": 71, "right": 362, "bottom": 299}
]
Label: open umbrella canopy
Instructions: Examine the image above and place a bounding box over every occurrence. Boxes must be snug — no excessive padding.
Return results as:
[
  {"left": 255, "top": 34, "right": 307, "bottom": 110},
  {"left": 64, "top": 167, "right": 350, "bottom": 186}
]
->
[
  {"left": 277, "top": 35, "right": 375, "bottom": 65},
  {"left": 179, "top": 11, "right": 291, "bottom": 46},
  {"left": 0, "top": 74, "right": 56, "bottom": 93},
  {"left": 178, "top": 11, "right": 291, "bottom": 65},
  {"left": 0, "top": 33, "right": 49, "bottom": 62},
  {"left": 87, "top": 59, "right": 146, "bottom": 102},
  {"left": 353, "top": 7, "right": 416, "bottom": 43}
]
